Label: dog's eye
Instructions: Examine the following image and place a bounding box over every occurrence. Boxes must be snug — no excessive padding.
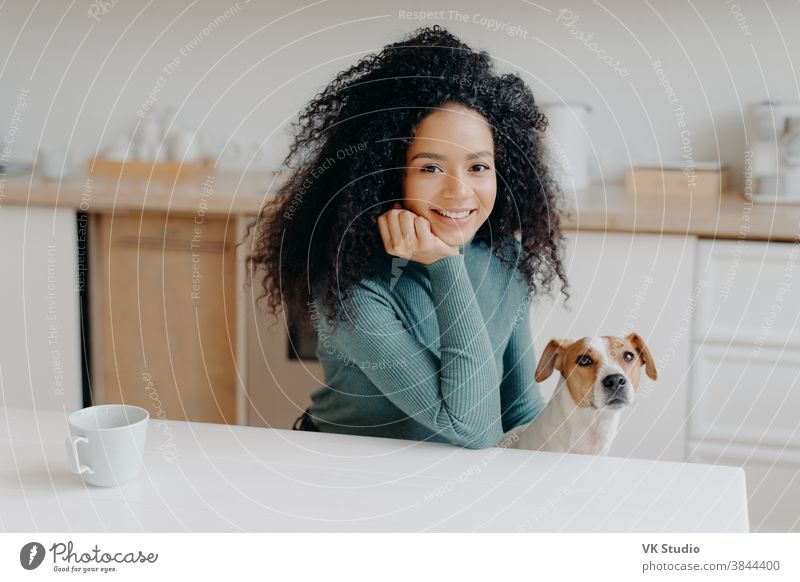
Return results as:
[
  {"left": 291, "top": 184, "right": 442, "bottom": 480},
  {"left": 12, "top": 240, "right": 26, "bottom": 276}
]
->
[
  {"left": 577, "top": 354, "right": 593, "bottom": 366},
  {"left": 623, "top": 351, "right": 635, "bottom": 362}
]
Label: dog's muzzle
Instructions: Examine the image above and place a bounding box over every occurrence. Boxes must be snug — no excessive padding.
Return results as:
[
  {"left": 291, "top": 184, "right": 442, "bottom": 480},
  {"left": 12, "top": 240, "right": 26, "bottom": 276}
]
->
[{"left": 601, "top": 373, "right": 630, "bottom": 408}]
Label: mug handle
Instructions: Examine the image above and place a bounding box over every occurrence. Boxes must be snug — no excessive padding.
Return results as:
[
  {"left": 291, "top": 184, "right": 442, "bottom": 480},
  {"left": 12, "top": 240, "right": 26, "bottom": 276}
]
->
[{"left": 65, "top": 435, "right": 94, "bottom": 475}]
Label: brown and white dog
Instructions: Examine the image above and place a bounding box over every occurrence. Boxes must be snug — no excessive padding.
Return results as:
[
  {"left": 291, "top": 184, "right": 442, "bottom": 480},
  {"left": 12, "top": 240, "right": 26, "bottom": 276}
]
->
[{"left": 502, "top": 333, "right": 658, "bottom": 455}]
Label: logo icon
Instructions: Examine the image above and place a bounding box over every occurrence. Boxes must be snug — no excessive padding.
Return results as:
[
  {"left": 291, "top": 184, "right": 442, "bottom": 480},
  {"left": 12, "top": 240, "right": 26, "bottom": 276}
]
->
[{"left": 20, "top": 542, "right": 46, "bottom": 570}]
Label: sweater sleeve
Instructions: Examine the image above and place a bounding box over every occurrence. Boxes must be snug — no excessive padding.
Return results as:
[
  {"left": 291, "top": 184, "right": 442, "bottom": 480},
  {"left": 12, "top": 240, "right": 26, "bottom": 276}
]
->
[
  {"left": 321, "top": 254, "right": 503, "bottom": 449},
  {"left": 499, "top": 296, "right": 546, "bottom": 432}
]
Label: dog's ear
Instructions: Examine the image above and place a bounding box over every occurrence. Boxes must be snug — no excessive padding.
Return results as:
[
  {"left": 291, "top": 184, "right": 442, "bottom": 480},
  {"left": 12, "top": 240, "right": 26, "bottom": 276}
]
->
[
  {"left": 535, "top": 338, "right": 570, "bottom": 382},
  {"left": 626, "top": 333, "right": 658, "bottom": 380}
]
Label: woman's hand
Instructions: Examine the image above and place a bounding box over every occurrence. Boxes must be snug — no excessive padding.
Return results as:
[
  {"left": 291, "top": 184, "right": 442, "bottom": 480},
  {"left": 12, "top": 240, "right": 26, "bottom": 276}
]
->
[{"left": 377, "top": 203, "right": 459, "bottom": 265}]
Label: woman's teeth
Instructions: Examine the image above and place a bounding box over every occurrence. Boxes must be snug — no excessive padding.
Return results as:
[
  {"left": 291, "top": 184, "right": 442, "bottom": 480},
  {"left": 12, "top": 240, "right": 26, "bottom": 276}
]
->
[{"left": 433, "top": 209, "right": 474, "bottom": 219}]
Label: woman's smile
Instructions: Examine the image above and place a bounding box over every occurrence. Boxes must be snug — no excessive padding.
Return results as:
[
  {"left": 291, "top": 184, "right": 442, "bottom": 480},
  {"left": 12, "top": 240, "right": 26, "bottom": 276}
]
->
[
  {"left": 430, "top": 207, "right": 478, "bottom": 225},
  {"left": 402, "top": 103, "right": 497, "bottom": 248}
]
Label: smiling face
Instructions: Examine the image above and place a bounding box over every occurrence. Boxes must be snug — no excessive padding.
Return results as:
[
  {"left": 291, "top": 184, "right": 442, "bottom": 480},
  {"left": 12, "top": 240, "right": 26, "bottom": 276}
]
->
[{"left": 401, "top": 102, "right": 497, "bottom": 247}]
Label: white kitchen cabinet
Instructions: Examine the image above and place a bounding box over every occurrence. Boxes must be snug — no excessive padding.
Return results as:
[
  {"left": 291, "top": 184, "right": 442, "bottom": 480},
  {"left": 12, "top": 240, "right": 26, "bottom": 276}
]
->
[
  {"left": 532, "top": 231, "right": 697, "bottom": 462},
  {"left": 246, "top": 302, "right": 324, "bottom": 429},
  {"left": 690, "top": 345, "right": 800, "bottom": 450},
  {"left": 692, "top": 239, "right": 800, "bottom": 532},
  {"left": 0, "top": 205, "right": 82, "bottom": 411},
  {"left": 695, "top": 239, "right": 800, "bottom": 348}
]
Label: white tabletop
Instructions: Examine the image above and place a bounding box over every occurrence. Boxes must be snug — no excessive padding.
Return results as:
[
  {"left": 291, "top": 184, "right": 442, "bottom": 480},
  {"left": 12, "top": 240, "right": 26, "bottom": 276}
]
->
[{"left": 0, "top": 407, "right": 749, "bottom": 532}]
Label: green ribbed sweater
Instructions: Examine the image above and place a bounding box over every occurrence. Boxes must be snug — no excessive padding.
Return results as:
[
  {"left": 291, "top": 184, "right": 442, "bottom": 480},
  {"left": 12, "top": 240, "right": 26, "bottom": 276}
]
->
[{"left": 307, "top": 239, "right": 545, "bottom": 449}]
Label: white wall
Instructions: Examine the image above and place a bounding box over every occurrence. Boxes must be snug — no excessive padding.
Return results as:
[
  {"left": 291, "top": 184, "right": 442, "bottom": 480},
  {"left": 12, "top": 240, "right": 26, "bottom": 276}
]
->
[{"left": 1, "top": 0, "right": 799, "bottom": 186}]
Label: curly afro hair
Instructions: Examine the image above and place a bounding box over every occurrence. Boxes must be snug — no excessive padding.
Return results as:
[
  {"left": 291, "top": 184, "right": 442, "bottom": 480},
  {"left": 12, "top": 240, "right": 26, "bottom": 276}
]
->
[{"left": 247, "top": 25, "right": 568, "bottom": 327}]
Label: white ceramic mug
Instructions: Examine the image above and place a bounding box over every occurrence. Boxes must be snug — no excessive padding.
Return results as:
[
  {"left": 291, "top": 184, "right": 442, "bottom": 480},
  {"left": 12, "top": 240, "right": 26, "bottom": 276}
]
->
[
  {"left": 38, "top": 146, "right": 72, "bottom": 181},
  {"left": 65, "top": 405, "right": 149, "bottom": 487},
  {"left": 168, "top": 131, "right": 199, "bottom": 163}
]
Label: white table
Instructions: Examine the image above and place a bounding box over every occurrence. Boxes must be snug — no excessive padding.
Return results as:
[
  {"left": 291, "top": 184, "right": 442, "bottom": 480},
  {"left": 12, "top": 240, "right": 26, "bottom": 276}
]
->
[{"left": 0, "top": 408, "right": 749, "bottom": 532}]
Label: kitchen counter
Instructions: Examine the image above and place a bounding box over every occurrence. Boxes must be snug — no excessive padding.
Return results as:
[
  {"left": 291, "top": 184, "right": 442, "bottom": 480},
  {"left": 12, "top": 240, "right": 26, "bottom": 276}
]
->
[
  {"left": 0, "top": 170, "right": 272, "bottom": 216},
  {"left": 3, "top": 171, "right": 799, "bottom": 241},
  {"left": 562, "top": 185, "right": 800, "bottom": 243},
  {"left": 1, "top": 407, "right": 749, "bottom": 532}
]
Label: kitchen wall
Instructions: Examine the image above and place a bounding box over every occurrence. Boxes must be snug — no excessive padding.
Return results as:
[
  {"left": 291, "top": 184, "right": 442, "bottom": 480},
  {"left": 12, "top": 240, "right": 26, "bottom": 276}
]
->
[{"left": 2, "top": 0, "right": 799, "bottom": 187}]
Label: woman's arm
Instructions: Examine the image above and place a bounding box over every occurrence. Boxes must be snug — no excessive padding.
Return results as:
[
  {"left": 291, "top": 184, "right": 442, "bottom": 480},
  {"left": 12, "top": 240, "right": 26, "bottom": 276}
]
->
[
  {"left": 499, "top": 297, "right": 546, "bottom": 433},
  {"left": 320, "top": 254, "right": 503, "bottom": 449}
]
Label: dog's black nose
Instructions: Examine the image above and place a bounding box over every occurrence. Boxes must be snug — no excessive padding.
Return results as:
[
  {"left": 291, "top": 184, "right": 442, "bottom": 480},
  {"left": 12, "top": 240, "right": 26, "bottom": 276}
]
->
[{"left": 602, "top": 374, "right": 627, "bottom": 394}]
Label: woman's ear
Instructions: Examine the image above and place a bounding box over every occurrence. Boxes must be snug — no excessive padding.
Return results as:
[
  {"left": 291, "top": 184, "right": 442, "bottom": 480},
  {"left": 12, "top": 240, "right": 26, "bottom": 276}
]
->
[{"left": 535, "top": 338, "right": 570, "bottom": 382}]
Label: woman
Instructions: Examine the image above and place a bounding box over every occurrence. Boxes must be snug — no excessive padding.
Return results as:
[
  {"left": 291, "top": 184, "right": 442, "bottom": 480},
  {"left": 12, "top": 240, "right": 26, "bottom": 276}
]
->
[{"left": 248, "top": 26, "right": 568, "bottom": 448}]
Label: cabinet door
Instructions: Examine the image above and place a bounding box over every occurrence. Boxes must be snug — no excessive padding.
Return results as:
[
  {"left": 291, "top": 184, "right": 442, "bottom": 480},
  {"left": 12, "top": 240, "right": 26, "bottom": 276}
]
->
[
  {"left": 532, "top": 231, "right": 697, "bottom": 461},
  {"left": 0, "top": 206, "right": 82, "bottom": 411},
  {"left": 690, "top": 345, "right": 800, "bottom": 450},
  {"left": 693, "top": 239, "right": 800, "bottom": 532},
  {"left": 689, "top": 344, "right": 800, "bottom": 532},
  {"left": 695, "top": 239, "right": 800, "bottom": 348},
  {"left": 246, "top": 304, "right": 324, "bottom": 429},
  {"left": 91, "top": 211, "right": 237, "bottom": 423}
]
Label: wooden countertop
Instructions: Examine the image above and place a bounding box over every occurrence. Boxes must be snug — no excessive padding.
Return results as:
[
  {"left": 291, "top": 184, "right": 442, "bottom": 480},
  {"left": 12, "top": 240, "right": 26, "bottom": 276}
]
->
[
  {"left": 0, "top": 170, "right": 273, "bottom": 216},
  {"left": 563, "top": 184, "right": 800, "bottom": 243},
  {"left": 2, "top": 170, "right": 799, "bottom": 241}
]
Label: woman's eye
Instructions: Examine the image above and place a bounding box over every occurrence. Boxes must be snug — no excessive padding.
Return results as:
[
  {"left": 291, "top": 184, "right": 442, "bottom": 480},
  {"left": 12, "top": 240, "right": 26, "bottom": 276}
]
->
[
  {"left": 623, "top": 351, "right": 635, "bottom": 362},
  {"left": 421, "top": 165, "right": 442, "bottom": 173},
  {"left": 471, "top": 163, "right": 490, "bottom": 172},
  {"left": 577, "top": 354, "right": 593, "bottom": 366}
]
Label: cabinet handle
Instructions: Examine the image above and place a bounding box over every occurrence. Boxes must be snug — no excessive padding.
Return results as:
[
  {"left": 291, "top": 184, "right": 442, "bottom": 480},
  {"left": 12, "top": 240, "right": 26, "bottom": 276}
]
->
[{"left": 114, "top": 237, "right": 226, "bottom": 252}]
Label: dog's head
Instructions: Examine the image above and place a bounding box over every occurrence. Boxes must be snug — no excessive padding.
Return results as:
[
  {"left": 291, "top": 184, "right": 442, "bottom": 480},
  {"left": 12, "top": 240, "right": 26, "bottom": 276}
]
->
[{"left": 535, "top": 333, "right": 657, "bottom": 410}]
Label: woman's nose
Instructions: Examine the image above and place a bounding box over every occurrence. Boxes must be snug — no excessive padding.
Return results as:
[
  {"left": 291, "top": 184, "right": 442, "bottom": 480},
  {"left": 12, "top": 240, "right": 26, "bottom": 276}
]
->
[{"left": 442, "top": 172, "right": 470, "bottom": 198}]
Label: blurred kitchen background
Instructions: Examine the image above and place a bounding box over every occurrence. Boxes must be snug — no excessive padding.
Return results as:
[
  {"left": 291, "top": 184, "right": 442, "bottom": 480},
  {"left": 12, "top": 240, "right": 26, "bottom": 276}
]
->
[{"left": 1, "top": 0, "right": 799, "bottom": 531}]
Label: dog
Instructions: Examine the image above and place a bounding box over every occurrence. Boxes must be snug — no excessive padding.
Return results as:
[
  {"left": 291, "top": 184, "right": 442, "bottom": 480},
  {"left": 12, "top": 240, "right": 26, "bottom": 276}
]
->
[{"left": 502, "top": 333, "right": 657, "bottom": 455}]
